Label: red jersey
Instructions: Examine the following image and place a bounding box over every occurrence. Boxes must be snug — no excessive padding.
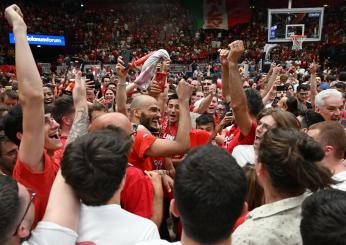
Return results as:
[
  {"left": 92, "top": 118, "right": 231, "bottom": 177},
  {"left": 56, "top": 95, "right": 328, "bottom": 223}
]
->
[
  {"left": 13, "top": 151, "right": 59, "bottom": 226},
  {"left": 161, "top": 119, "right": 210, "bottom": 152},
  {"left": 53, "top": 135, "right": 67, "bottom": 165},
  {"left": 128, "top": 130, "right": 157, "bottom": 171},
  {"left": 121, "top": 164, "right": 154, "bottom": 219},
  {"left": 223, "top": 121, "right": 257, "bottom": 154}
]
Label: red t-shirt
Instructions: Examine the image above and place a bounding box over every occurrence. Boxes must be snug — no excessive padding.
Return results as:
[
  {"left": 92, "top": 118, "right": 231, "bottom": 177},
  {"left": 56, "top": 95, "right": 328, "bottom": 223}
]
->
[
  {"left": 161, "top": 120, "right": 211, "bottom": 147},
  {"left": 128, "top": 130, "right": 157, "bottom": 171},
  {"left": 13, "top": 151, "right": 59, "bottom": 226},
  {"left": 121, "top": 164, "right": 154, "bottom": 219},
  {"left": 161, "top": 119, "right": 210, "bottom": 158},
  {"left": 53, "top": 136, "right": 67, "bottom": 165},
  {"left": 223, "top": 121, "right": 257, "bottom": 154}
]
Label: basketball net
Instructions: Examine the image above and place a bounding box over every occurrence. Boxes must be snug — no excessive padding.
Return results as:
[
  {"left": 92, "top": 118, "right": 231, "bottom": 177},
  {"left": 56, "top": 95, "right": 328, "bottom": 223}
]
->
[{"left": 290, "top": 35, "right": 305, "bottom": 51}]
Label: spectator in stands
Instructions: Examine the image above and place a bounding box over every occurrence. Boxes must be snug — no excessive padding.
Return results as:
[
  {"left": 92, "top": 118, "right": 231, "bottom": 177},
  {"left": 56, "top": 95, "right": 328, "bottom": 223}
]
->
[
  {"left": 232, "top": 108, "right": 300, "bottom": 167},
  {"left": 0, "top": 89, "right": 18, "bottom": 108},
  {"left": 51, "top": 95, "right": 75, "bottom": 162},
  {"left": 315, "top": 89, "right": 343, "bottom": 122},
  {"left": 308, "top": 121, "right": 346, "bottom": 191},
  {"left": 0, "top": 131, "right": 18, "bottom": 176},
  {"left": 232, "top": 128, "right": 335, "bottom": 245},
  {"left": 3, "top": 5, "right": 63, "bottom": 227},
  {"left": 220, "top": 41, "right": 264, "bottom": 154},
  {"left": 296, "top": 84, "right": 312, "bottom": 112},
  {"left": 0, "top": 5, "right": 79, "bottom": 245},
  {"left": 195, "top": 114, "right": 215, "bottom": 133},
  {"left": 136, "top": 144, "right": 247, "bottom": 245},
  {"left": 43, "top": 84, "right": 55, "bottom": 105},
  {"left": 300, "top": 189, "right": 346, "bottom": 245}
]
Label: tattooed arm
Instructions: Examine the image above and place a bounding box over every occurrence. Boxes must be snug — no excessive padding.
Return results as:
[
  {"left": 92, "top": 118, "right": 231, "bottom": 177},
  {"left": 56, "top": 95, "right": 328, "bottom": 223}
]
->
[{"left": 66, "top": 72, "right": 89, "bottom": 145}]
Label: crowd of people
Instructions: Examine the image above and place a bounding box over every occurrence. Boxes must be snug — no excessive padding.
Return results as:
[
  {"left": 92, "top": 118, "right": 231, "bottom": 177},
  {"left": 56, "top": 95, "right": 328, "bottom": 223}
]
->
[
  {"left": 0, "top": 2, "right": 346, "bottom": 245},
  {"left": 0, "top": 1, "right": 346, "bottom": 68}
]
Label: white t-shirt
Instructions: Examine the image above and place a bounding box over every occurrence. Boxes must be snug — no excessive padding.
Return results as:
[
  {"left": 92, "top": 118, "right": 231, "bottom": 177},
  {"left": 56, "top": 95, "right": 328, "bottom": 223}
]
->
[
  {"left": 136, "top": 240, "right": 181, "bottom": 245},
  {"left": 333, "top": 171, "right": 346, "bottom": 191},
  {"left": 232, "top": 145, "right": 256, "bottom": 167},
  {"left": 23, "top": 221, "right": 77, "bottom": 245},
  {"left": 78, "top": 204, "right": 159, "bottom": 245}
]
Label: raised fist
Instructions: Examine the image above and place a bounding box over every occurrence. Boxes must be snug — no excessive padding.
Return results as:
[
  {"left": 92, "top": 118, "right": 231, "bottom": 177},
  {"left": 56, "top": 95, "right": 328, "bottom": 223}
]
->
[
  {"left": 227, "top": 40, "right": 245, "bottom": 63},
  {"left": 176, "top": 79, "right": 193, "bottom": 102},
  {"left": 219, "top": 49, "right": 229, "bottom": 67},
  {"left": 5, "top": 4, "right": 26, "bottom": 31}
]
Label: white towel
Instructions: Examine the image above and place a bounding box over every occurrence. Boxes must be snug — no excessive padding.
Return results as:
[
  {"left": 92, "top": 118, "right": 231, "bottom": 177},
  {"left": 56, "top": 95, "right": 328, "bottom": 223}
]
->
[{"left": 134, "top": 49, "right": 170, "bottom": 90}]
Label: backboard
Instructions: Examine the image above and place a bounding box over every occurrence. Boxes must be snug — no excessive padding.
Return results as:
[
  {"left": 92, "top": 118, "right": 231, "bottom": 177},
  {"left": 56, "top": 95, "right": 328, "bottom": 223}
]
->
[{"left": 268, "top": 7, "right": 324, "bottom": 43}]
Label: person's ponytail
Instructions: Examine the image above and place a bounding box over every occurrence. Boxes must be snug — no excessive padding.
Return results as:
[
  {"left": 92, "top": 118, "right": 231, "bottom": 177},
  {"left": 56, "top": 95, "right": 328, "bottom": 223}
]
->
[{"left": 258, "top": 128, "right": 335, "bottom": 195}]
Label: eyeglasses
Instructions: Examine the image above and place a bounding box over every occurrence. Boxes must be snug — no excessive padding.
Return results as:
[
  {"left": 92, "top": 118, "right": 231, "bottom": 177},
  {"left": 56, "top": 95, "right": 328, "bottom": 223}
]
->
[{"left": 13, "top": 190, "right": 36, "bottom": 236}]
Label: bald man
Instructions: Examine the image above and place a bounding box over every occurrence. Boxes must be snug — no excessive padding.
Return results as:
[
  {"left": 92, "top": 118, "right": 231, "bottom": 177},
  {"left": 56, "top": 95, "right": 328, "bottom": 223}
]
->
[
  {"left": 123, "top": 81, "right": 193, "bottom": 171},
  {"left": 130, "top": 95, "right": 161, "bottom": 135}
]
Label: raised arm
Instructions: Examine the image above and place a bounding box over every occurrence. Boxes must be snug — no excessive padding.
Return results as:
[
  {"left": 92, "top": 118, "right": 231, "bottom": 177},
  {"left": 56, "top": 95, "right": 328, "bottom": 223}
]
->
[
  {"left": 260, "top": 65, "right": 281, "bottom": 98},
  {"left": 5, "top": 5, "right": 45, "bottom": 171},
  {"left": 115, "top": 56, "right": 129, "bottom": 116},
  {"left": 43, "top": 170, "right": 80, "bottom": 232},
  {"left": 66, "top": 72, "right": 89, "bottom": 145},
  {"left": 225, "top": 40, "right": 252, "bottom": 136},
  {"left": 146, "top": 79, "right": 193, "bottom": 157},
  {"left": 219, "top": 49, "right": 231, "bottom": 102},
  {"left": 309, "top": 63, "right": 318, "bottom": 109},
  {"left": 193, "top": 91, "right": 213, "bottom": 114}
]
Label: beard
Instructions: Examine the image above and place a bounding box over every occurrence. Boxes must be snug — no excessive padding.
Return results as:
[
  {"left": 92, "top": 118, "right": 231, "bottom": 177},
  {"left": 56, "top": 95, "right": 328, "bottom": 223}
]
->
[{"left": 140, "top": 112, "right": 160, "bottom": 135}]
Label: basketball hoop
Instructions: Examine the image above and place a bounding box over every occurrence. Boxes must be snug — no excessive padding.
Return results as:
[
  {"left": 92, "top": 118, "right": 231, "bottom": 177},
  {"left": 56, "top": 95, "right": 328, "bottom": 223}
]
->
[{"left": 290, "top": 35, "right": 305, "bottom": 50}]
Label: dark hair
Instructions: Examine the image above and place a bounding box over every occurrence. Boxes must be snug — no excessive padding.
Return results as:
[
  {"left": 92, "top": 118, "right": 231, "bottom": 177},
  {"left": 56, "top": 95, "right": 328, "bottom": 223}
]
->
[
  {"left": 258, "top": 128, "right": 335, "bottom": 194},
  {"left": 168, "top": 93, "right": 179, "bottom": 102},
  {"left": 301, "top": 189, "right": 346, "bottom": 245},
  {"left": 285, "top": 96, "right": 299, "bottom": 116},
  {"left": 61, "top": 127, "right": 133, "bottom": 206},
  {"left": 4, "top": 104, "right": 53, "bottom": 146},
  {"left": 243, "top": 164, "right": 263, "bottom": 211},
  {"left": 0, "top": 90, "right": 18, "bottom": 102},
  {"left": 175, "top": 145, "right": 247, "bottom": 244},
  {"left": 338, "top": 71, "right": 346, "bottom": 82},
  {"left": 301, "top": 110, "right": 325, "bottom": 129},
  {"left": 309, "top": 121, "right": 346, "bottom": 159},
  {"left": 0, "top": 175, "right": 20, "bottom": 244},
  {"left": 244, "top": 89, "right": 264, "bottom": 117},
  {"left": 0, "top": 132, "right": 12, "bottom": 156},
  {"left": 334, "top": 82, "right": 345, "bottom": 90},
  {"left": 106, "top": 82, "right": 117, "bottom": 89},
  {"left": 195, "top": 114, "right": 215, "bottom": 128},
  {"left": 51, "top": 95, "right": 74, "bottom": 125},
  {"left": 3, "top": 105, "right": 23, "bottom": 146},
  {"left": 297, "top": 84, "right": 310, "bottom": 92}
]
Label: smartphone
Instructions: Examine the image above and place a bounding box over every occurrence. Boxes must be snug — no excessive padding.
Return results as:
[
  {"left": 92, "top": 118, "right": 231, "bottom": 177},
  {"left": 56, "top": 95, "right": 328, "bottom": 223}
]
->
[
  {"left": 70, "top": 57, "right": 85, "bottom": 71},
  {"left": 276, "top": 85, "right": 287, "bottom": 91},
  {"left": 121, "top": 50, "right": 133, "bottom": 69},
  {"left": 156, "top": 72, "right": 167, "bottom": 92}
]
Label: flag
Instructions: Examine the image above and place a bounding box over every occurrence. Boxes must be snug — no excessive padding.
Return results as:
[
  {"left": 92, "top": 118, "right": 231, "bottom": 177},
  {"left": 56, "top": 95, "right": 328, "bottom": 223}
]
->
[
  {"left": 183, "top": 0, "right": 251, "bottom": 30},
  {"left": 203, "top": 0, "right": 228, "bottom": 30}
]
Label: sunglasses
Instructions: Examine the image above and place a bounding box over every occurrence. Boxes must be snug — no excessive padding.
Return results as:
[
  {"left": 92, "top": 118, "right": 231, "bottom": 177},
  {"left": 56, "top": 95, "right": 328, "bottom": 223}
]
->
[{"left": 13, "top": 190, "right": 36, "bottom": 236}]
